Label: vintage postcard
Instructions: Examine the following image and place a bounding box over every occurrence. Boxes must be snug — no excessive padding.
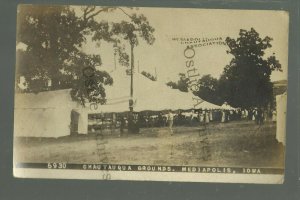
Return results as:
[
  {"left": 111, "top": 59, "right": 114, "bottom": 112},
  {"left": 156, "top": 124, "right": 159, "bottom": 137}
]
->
[{"left": 14, "top": 4, "right": 289, "bottom": 184}]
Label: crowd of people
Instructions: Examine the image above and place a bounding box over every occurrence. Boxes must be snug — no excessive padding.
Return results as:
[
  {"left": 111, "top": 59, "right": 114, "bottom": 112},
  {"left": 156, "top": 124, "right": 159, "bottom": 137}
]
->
[{"left": 88, "top": 108, "right": 277, "bottom": 134}]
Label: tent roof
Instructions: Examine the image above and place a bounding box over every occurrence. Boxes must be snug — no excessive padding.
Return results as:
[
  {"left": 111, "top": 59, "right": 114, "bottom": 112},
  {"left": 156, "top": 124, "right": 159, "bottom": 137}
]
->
[
  {"left": 221, "top": 102, "right": 236, "bottom": 110},
  {"left": 91, "top": 68, "right": 221, "bottom": 112},
  {"left": 15, "top": 68, "right": 222, "bottom": 112},
  {"left": 15, "top": 89, "right": 77, "bottom": 109},
  {"left": 194, "top": 100, "right": 222, "bottom": 110}
]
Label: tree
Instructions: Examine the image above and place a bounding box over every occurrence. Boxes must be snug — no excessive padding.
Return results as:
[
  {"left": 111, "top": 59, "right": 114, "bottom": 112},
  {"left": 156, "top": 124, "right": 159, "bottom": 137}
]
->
[
  {"left": 107, "top": 11, "right": 155, "bottom": 98},
  {"left": 166, "top": 73, "right": 189, "bottom": 92},
  {"left": 219, "top": 28, "right": 282, "bottom": 109},
  {"left": 16, "top": 5, "right": 117, "bottom": 106},
  {"left": 194, "top": 75, "right": 222, "bottom": 105}
]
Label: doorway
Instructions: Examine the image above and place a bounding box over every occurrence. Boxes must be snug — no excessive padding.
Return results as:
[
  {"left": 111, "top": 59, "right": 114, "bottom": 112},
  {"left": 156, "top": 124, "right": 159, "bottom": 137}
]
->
[{"left": 70, "top": 110, "right": 80, "bottom": 135}]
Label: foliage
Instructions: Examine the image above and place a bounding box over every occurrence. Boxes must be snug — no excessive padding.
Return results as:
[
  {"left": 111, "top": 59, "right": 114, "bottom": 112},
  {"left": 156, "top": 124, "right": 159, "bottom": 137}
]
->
[
  {"left": 16, "top": 5, "right": 125, "bottom": 106},
  {"left": 141, "top": 71, "right": 156, "bottom": 81},
  {"left": 194, "top": 75, "right": 222, "bottom": 105},
  {"left": 104, "top": 10, "right": 156, "bottom": 98},
  {"left": 219, "top": 28, "right": 282, "bottom": 109},
  {"left": 166, "top": 73, "right": 189, "bottom": 92},
  {"left": 110, "top": 13, "right": 155, "bottom": 47},
  {"left": 166, "top": 28, "right": 282, "bottom": 109}
]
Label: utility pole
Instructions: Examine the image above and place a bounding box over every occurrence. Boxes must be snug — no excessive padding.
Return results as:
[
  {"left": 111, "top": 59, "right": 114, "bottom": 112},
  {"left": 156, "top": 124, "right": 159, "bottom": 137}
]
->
[
  {"left": 130, "top": 43, "right": 134, "bottom": 99},
  {"left": 113, "top": 50, "right": 117, "bottom": 70},
  {"left": 112, "top": 42, "right": 118, "bottom": 71},
  {"left": 128, "top": 41, "right": 134, "bottom": 113},
  {"left": 128, "top": 42, "right": 135, "bottom": 134}
]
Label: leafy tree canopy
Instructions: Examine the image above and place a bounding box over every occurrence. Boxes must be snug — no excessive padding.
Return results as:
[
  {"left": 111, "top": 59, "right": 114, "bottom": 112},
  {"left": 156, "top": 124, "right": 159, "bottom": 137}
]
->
[
  {"left": 166, "top": 28, "right": 282, "bottom": 109},
  {"left": 166, "top": 73, "right": 189, "bottom": 93},
  {"left": 194, "top": 75, "right": 222, "bottom": 105},
  {"left": 219, "top": 28, "right": 282, "bottom": 109},
  {"left": 110, "top": 13, "right": 155, "bottom": 47},
  {"left": 16, "top": 5, "right": 154, "bottom": 106}
]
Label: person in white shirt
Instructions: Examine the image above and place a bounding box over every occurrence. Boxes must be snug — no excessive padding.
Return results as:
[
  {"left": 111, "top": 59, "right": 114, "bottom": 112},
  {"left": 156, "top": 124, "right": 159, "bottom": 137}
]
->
[{"left": 167, "top": 111, "right": 174, "bottom": 135}]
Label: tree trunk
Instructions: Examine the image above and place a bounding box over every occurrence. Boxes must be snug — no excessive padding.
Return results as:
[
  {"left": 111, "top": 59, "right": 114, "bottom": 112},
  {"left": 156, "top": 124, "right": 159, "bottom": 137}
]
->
[{"left": 51, "top": 76, "right": 60, "bottom": 89}]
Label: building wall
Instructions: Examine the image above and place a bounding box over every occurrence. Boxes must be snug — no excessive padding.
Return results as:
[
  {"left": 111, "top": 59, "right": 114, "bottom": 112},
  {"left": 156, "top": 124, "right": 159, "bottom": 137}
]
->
[
  {"left": 14, "top": 107, "right": 72, "bottom": 138},
  {"left": 276, "top": 93, "right": 287, "bottom": 145},
  {"left": 14, "top": 90, "right": 89, "bottom": 138}
]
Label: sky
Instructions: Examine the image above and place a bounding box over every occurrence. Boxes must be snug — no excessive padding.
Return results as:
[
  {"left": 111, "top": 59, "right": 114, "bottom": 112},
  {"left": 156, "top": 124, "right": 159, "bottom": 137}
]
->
[
  {"left": 78, "top": 6, "right": 289, "bottom": 83},
  {"left": 17, "top": 6, "right": 289, "bottom": 83}
]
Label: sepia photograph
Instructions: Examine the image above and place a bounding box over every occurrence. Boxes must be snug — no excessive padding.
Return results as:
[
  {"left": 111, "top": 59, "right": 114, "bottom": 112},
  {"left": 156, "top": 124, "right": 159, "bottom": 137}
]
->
[{"left": 13, "top": 4, "right": 289, "bottom": 183}]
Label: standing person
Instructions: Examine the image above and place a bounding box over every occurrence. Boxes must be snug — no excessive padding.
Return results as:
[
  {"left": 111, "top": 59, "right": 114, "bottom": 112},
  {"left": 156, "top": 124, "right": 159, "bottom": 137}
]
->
[
  {"left": 158, "top": 112, "right": 163, "bottom": 127},
  {"left": 149, "top": 116, "right": 154, "bottom": 132},
  {"left": 255, "top": 109, "right": 259, "bottom": 124},
  {"left": 133, "top": 112, "right": 140, "bottom": 133},
  {"left": 205, "top": 111, "right": 210, "bottom": 124},
  {"left": 258, "top": 108, "right": 264, "bottom": 125},
  {"left": 245, "top": 109, "right": 249, "bottom": 120},
  {"left": 200, "top": 111, "right": 205, "bottom": 123},
  {"left": 252, "top": 109, "right": 257, "bottom": 122},
  {"left": 128, "top": 112, "right": 134, "bottom": 133},
  {"left": 248, "top": 109, "right": 252, "bottom": 120},
  {"left": 111, "top": 113, "right": 116, "bottom": 133},
  {"left": 272, "top": 110, "right": 277, "bottom": 123},
  {"left": 241, "top": 110, "right": 245, "bottom": 119},
  {"left": 120, "top": 116, "right": 125, "bottom": 135},
  {"left": 167, "top": 111, "right": 174, "bottom": 136},
  {"left": 198, "top": 111, "right": 202, "bottom": 124},
  {"left": 209, "top": 110, "right": 213, "bottom": 122},
  {"left": 178, "top": 111, "right": 184, "bottom": 126},
  {"left": 255, "top": 108, "right": 263, "bottom": 125},
  {"left": 144, "top": 115, "right": 149, "bottom": 128},
  {"left": 191, "top": 110, "right": 198, "bottom": 126},
  {"left": 221, "top": 110, "right": 226, "bottom": 123}
]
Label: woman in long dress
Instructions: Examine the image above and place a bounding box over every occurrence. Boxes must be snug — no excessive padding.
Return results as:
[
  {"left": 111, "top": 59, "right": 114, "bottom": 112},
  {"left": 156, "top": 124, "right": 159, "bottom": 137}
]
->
[
  {"left": 167, "top": 111, "right": 174, "bottom": 135},
  {"left": 221, "top": 111, "right": 226, "bottom": 123},
  {"left": 205, "top": 112, "right": 210, "bottom": 123},
  {"left": 209, "top": 110, "right": 213, "bottom": 121},
  {"left": 272, "top": 110, "right": 277, "bottom": 122}
]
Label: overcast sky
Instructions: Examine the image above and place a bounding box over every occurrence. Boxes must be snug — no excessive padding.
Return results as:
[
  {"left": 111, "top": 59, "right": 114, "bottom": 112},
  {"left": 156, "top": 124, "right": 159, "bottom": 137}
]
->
[{"left": 79, "top": 6, "right": 289, "bottom": 83}]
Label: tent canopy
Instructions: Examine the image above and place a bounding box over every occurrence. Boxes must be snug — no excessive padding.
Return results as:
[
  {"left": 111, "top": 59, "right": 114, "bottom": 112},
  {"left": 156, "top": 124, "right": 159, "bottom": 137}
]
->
[
  {"left": 88, "top": 68, "right": 221, "bottom": 113},
  {"left": 221, "top": 102, "right": 236, "bottom": 110}
]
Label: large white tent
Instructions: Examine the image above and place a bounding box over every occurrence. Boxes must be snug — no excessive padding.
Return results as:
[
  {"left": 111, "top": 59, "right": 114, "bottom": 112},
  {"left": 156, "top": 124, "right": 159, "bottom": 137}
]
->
[
  {"left": 88, "top": 68, "right": 221, "bottom": 112},
  {"left": 194, "top": 99, "right": 222, "bottom": 110},
  {"left": 221, "top": 102, "right": 236, "bottom": 110},
  {"left": 14, "top": 68, "right": 221, "bottom": 137}
]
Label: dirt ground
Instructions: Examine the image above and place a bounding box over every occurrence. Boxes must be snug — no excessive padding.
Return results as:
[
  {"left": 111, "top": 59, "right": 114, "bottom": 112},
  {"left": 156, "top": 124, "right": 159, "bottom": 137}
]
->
[{"left": 14, "top": 120, "right": 284, "bottom": 168}]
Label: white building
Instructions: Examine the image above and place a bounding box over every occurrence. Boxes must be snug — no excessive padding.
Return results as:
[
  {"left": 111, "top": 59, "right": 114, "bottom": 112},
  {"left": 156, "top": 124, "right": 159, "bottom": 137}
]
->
[
  {"left": 276, "top": 92, "right": 287, "bottom": 145},
  {"left": 14, "top": 89, "right": 88, "bottom": 137}
]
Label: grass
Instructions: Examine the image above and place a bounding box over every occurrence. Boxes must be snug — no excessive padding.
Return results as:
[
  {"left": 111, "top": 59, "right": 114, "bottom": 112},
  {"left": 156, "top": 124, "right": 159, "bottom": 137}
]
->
[{"left": 13, "top": 120, "right": 284, "bottom": 168}]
